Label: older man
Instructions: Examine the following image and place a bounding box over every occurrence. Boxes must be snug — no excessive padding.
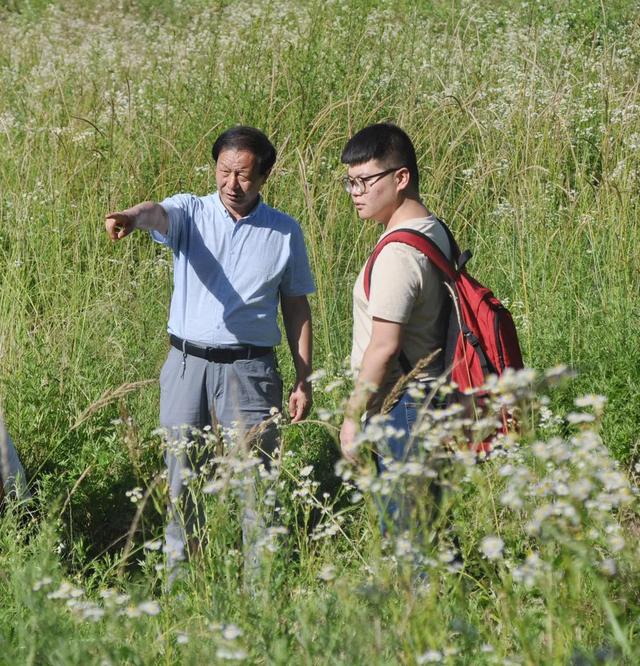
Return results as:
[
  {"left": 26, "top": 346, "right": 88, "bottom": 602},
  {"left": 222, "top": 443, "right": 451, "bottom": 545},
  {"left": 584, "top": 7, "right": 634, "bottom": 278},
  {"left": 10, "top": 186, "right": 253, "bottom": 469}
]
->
[{"left": 106, "top": 126, "right": 314, "bottom": 581}]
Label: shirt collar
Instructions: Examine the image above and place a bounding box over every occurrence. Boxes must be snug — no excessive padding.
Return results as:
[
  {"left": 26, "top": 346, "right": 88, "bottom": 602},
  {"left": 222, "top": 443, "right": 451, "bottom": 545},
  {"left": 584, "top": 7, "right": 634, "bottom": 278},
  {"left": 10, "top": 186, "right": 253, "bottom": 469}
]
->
[{"left": 213, "top": 192, "right": 263, "bottom": 223}]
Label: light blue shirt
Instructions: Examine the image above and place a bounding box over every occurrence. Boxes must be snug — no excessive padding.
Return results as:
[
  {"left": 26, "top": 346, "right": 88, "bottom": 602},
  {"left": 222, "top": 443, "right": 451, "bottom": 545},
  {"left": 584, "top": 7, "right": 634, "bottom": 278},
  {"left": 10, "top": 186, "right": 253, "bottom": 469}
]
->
[{"left": 151, "top": 192, "right": 315, "bottom": 346}]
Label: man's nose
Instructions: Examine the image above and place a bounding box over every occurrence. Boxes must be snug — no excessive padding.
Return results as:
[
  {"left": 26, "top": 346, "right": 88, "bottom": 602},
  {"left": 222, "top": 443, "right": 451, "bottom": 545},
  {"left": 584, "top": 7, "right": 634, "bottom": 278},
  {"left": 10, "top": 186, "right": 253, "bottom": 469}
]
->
[{"left": 228, "top": 172, "right": 239, "bottom": 189}]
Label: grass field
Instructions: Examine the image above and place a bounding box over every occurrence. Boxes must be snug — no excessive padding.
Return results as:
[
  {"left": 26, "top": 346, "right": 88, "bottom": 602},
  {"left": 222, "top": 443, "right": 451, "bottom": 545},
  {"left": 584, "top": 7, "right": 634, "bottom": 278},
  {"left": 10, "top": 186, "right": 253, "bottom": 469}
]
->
[{"left": 1, "top": 0, "right": 640, "bottom": 663}]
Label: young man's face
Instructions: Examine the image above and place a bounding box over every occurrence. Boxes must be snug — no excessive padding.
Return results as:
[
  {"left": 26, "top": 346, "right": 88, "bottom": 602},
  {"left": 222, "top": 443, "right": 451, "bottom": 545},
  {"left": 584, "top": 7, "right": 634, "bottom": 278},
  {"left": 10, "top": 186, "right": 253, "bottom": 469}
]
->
[
  {"left": 345, "top": 159, "right": 403, "bottom": 223},
  {"left": 216, "top": 149, "right": 269, "bottom": 219}
]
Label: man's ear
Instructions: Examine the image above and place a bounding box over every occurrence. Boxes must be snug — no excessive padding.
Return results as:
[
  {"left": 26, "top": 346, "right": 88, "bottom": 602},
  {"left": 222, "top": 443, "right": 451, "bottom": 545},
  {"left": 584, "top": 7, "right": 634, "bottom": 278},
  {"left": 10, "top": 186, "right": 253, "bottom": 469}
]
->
[
  {"left": 260, "top": 167, "right": 273, "bottom": 184},
  {"left": 395, "top": 166, "right": 411, "bottom": 192}
]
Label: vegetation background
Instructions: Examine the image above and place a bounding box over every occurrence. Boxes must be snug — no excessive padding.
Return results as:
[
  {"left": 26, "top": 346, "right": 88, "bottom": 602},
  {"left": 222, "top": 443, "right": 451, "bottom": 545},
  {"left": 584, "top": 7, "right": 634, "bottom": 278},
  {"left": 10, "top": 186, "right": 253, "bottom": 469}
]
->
[{"left": 1, "top": 0, "right": 639, "bottom": 663}]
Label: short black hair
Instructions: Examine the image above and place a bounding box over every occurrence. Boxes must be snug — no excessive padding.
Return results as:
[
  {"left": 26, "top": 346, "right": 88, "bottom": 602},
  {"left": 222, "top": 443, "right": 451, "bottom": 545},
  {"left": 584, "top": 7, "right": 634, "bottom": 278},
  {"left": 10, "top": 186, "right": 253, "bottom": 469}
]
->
[
  {"left": 212, "top": 126, "right": 276, "bottom": 175},
  {"left": 341, "top": 123, "right": 419, "bottom": 193}
]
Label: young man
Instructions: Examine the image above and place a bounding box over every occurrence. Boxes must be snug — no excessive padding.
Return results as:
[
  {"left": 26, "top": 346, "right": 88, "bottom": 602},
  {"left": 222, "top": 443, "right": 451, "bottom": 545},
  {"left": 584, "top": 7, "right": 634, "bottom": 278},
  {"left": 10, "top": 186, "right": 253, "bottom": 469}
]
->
[
  {"left": 339, "top": 122, "right": 451, "bottom": 534},
  {"left": 105, "top": 126, "right": 315, "bottom": 581}
]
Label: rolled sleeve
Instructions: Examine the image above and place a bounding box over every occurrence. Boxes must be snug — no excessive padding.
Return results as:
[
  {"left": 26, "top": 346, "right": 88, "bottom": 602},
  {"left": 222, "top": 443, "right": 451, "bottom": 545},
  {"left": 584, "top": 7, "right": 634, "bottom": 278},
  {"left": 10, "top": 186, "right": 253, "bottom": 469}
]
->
[
  {"left": 150, "top": 193, "right": 193, "bottom": 248},
  {"left": 368, "top": 245, "right": 421, "bottom": 324}
]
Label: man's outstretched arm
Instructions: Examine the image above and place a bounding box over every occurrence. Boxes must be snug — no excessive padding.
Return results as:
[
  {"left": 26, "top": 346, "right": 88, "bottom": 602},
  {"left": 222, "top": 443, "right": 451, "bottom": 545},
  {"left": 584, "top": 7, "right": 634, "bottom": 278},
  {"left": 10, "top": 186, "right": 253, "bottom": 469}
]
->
[
  {"left": 105, "top": 201, "right": 169, "bottom": 240},
  {"left": 280, "top": 294, "right": 312, "bottom": 423}
]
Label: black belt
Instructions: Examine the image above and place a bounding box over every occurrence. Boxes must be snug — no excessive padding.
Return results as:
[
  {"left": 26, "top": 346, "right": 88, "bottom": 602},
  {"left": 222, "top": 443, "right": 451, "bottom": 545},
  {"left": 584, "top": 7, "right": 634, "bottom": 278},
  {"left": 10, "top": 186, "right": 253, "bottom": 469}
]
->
[{"left": 170, "top": 334, "right": 272, "bottom": 363}]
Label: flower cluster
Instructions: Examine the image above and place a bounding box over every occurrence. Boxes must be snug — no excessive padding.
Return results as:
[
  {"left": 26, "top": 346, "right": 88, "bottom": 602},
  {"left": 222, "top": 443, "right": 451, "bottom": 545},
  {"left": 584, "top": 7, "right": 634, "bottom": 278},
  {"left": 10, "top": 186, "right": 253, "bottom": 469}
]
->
[{"left": 34, "top": 578, "right": 161, "bottom": 624}]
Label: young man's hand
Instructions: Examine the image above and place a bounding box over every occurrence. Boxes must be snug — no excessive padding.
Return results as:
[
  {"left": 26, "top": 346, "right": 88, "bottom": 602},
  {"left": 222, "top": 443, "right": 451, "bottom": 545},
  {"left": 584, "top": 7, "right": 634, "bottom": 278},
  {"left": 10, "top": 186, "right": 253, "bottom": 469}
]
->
[{"left": 340, "top": 417, "right": 360, "bottom": 463}]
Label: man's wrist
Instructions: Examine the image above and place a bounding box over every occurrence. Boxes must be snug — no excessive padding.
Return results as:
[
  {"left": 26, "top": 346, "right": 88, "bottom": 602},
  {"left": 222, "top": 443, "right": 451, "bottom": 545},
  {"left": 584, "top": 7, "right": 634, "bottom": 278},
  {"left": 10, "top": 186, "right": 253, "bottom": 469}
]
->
[
  {"left": 344, "top": 398, "right": 365, "bottom": 422},
  {"left": 128, "top": 201, "right": 161, "bottom": 231},
  {"left": 119, "top": 206, "right": 139, "bottom": 230},
  {"left": 294, "top": 377, "right": 311, "bottom": 390},
  {"left": 345, "top": 382, "right": 374, "bottom": 421}
]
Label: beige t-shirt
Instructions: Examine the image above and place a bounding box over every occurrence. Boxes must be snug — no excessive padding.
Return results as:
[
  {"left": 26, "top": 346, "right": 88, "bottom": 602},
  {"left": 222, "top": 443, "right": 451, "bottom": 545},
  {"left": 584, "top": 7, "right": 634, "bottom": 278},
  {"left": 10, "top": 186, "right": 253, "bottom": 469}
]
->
[{"left": 351, "top": 216, "right": 452, "bottom": 412}]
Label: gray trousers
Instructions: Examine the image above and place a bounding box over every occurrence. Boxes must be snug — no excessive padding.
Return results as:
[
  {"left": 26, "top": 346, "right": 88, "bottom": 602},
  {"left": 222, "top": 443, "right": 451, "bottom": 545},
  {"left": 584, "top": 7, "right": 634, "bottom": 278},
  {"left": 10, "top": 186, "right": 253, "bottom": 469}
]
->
[{"left": 159, "top": 346, "right": 282, "bottom": 577}]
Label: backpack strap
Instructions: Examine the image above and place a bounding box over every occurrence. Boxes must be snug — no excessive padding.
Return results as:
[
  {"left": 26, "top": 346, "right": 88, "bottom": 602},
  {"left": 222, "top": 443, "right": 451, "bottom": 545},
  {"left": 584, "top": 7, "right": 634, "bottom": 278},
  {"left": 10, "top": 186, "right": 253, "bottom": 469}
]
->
[
  {"left": 435, "top": 217, "right": 462, "bottom": 264},
  {"left": 363, "top": 224, "right": 460, "bottom": 376},
  {"left": 398, "top": 350, "right": 413, "bottom": 374},
  {"left": 363, "top": 227, "right": 458, "bottom": 300},
  {"left": 461, "top": 323, "right": 495, "bottom": 376}
]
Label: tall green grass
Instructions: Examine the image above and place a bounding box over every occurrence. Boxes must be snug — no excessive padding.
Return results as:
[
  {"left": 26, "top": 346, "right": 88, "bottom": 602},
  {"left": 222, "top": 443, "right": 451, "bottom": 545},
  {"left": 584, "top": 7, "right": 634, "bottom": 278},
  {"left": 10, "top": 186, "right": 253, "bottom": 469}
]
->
[{"left": 1, "top": 0, "right": 640, "bottom": 663}]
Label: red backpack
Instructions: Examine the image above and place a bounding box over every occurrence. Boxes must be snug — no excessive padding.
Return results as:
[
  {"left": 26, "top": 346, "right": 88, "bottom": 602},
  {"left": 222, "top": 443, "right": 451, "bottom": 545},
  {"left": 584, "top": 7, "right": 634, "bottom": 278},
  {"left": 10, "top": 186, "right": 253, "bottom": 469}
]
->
[{"left": 364, "top": 221, "right": 524, "bottom": 445}]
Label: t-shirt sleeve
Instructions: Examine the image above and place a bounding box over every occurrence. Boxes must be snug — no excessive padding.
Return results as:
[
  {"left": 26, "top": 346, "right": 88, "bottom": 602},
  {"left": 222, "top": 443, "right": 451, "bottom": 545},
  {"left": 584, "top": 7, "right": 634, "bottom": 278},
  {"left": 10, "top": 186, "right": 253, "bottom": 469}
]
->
[
  {"left": 279, "top": 222, "right": 316, "bottom": 297},
  {"left": 150, "top": 193, "right": 193, "bottom": 249},
  {"left": 367, "top": 244, "right": 423, "bottom": 324}
]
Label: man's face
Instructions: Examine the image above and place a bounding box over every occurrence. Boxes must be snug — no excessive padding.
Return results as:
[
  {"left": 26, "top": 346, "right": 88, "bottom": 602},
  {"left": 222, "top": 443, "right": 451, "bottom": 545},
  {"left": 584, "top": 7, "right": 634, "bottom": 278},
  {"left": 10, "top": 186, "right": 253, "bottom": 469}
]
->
[
  {"left": 216, "top": 149, "right": 269, "bottom": 219},
  {"left": 346, "top": 159, "right": 401, "bottom": 223}
]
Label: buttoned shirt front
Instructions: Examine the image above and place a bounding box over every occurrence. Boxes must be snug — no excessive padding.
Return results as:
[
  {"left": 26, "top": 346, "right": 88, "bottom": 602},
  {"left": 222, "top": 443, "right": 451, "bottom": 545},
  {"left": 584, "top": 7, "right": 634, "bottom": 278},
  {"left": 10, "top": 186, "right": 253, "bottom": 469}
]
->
[{"left": 151, "top": 192, "right": 315, "bottom": 346}]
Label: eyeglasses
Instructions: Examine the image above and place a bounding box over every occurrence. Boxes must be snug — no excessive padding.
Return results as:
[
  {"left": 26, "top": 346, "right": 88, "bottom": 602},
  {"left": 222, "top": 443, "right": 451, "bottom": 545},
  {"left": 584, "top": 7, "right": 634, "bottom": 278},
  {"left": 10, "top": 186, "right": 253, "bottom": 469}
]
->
[{"left": 341, "top": 166, "right": 405, "bottom": 195}]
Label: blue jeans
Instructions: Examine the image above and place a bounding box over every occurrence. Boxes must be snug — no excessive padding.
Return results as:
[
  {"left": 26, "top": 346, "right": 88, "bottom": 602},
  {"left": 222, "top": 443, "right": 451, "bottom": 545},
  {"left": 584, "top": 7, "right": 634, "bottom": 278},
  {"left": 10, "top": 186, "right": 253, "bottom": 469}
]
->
[{"left": 370, "top": 390, "right": 441, "bottom": 538}]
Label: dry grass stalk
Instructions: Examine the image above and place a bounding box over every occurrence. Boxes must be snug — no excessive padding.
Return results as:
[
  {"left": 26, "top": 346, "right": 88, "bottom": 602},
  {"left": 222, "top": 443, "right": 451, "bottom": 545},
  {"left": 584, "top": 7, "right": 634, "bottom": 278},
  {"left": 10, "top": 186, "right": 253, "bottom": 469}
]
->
[
  {"left": 71, "top": 379, "right": 156, "bottom": 430},
  {"left": 380, "top": 350, "right": 442, "bottom": 415},
  {"left": 117, "top": 473, "right": 163, "bottom": 579},
  {"left": 58, "top": 465, "right": 93, "bottom": 517}
]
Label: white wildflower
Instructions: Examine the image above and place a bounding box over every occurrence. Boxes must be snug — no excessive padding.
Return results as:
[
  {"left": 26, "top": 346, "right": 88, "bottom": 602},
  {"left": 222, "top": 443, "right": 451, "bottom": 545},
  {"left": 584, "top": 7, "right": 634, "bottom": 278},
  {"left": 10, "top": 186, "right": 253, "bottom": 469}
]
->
[
  {"left": 67, "top": 600, "right": 105, "bottom": 622},
  {"left": 100, "top": 590, "right": 129, "bottom": 605},
  {"left": 47, "top": 581, "right": 84, "bottom": 600},
  {"left": 544, "top": 365, "right": 575, "bottom": 384},
  {"left": 33, "top": 577, "right": 53, "bottom": 591},
  {"left": 324, "top": 379, "right": 344, "bottom": 392},
  {"left": 598, "top": 470, "right": 628, "bottom": 492},
  {"left": 437, "top": 548, "right": 455, "bottom": 564},
  {"left": 306, "top": 369, "right": 327, "bottom": 383},
  {"left": 216, "top": 647, "right": 248, "bottom": 661},
  {"left": 566, "top": 412, "right": 595, "bottom": 425},
  {"left": 599, "top": 558, "right": 617, "bottom": 576},
  {"left": 137, "top": 601, "right": 161, "bottom": 616},
  {"left": 125, "top": 487, "right": 144, "bottom": 503},
  {"left": 607, "top": 533, "right": 625, "bottom": 553},
  {"left": 531, "top": 441, "right": 550, "bottom": 460},
  {"left": 512, "top": 552, "right": 545, "bottom": 589},
  {"left": 317, "top": 565, "right": 336, "bottom": 582},
  {"left": 480, "top": 536, "right": 504, "bottom": 560},
  {"left": 574, "top": 394, "right": 607, "bottom": 412},
  {"left": 500, "top": 488, "right": 524, "bottom": 509},
  {"left": 569, "top": 479, "right": 593, "bottom": 500},
  {"left": 222, "top": 624, "right": 243, "bottom": 640}
]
